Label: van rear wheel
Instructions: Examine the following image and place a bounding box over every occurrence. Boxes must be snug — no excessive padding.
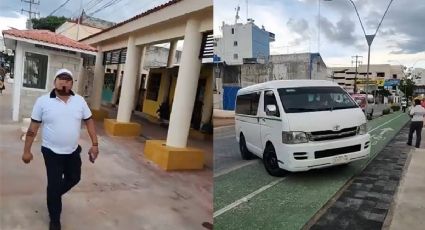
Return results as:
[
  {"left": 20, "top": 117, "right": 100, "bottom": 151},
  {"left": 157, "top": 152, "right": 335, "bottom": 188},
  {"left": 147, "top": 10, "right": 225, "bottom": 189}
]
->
[
  {"left": 263, "top": 145, "right": 287, "bottom": 177},
  {"left": 239, "top": 134, "right": 254, "bottom": 160}
]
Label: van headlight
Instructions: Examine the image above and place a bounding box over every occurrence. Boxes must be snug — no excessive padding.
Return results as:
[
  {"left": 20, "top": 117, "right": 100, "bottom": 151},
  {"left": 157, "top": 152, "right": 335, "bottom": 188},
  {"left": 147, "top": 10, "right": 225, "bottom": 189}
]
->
[
  {"left": 358, "top": 123, "right": 367, "bottom": 135},
  {"left": 282, "top": 131, "right": 309, "bottom": 144}
]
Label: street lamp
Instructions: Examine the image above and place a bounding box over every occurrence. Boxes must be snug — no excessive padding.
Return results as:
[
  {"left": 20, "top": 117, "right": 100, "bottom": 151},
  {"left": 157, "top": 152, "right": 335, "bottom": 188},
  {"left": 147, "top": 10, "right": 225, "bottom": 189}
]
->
[{"left": 326, "top": 0, "right": 395, "bottom": 112}]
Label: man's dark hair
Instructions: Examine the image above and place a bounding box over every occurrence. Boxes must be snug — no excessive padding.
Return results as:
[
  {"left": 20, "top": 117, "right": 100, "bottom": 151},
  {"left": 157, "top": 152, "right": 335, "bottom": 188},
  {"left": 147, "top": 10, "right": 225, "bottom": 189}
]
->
[{"left": 415, "top": 99, "right": 421, "bottom": 105}]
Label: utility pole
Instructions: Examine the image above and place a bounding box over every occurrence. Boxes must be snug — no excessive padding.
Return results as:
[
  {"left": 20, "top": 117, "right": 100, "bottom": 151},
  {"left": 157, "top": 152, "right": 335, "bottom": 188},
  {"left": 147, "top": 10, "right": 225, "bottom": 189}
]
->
[
  {"left": 352, "top": 55, "right": 362, "bottom": 93},
  {"left": 21, "top": 0, "right": 40, "bottom": 29}
]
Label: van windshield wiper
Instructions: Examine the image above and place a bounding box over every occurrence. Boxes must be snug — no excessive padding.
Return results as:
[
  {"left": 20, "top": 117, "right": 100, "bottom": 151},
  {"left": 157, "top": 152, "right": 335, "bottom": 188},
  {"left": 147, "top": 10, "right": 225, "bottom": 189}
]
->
[{"left": 287, "top": 108, "right": 320, "bottom": 112}]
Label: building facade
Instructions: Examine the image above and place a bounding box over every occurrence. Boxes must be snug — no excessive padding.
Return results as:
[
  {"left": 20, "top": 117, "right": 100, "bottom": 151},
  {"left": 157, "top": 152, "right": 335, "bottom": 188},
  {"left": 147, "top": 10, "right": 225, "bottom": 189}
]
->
[
  {"left": 214, "top": 53, "right": 329, "bottom": 109},
  {"left": 214, "top": 19, "right": 275, "bottom": 65},
  {"left": 330, "top": 64, "right": 404, "bottom": 94},
  {"left": 55, "top": 10, "right": 115, "bottom": 41}
]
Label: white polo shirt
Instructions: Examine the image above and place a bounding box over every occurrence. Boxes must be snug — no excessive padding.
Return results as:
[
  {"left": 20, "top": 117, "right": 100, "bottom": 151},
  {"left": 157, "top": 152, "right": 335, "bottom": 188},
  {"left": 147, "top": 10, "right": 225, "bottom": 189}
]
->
[
  {"left": 410, "top": 105, "right": 425, "bottom": 122},
  {"left": 31, "top": 90, "right": 92, "bottom": 154}
]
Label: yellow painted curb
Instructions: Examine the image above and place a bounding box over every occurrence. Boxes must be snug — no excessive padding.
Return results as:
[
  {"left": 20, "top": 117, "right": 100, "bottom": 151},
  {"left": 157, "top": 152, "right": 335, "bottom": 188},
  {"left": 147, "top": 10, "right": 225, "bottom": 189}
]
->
[
  {"left": 104, "top": 119, "right": 141, "bottom": 137},
  {"left": 144, "top": 140, "right": 204, "bottom": 171}
]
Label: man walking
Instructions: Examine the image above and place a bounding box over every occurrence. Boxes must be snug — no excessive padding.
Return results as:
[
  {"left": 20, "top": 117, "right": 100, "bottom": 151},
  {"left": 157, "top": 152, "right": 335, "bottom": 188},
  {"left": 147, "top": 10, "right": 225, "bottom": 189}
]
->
[
  {"left": 22, "top": 69, "right": 99, "bottom": 230},
  {"left": 401, "top": 99, "right": 407, "bottom": 113},
  {"left": 407, "top": 98, "right": 425, "bottom": 148}
]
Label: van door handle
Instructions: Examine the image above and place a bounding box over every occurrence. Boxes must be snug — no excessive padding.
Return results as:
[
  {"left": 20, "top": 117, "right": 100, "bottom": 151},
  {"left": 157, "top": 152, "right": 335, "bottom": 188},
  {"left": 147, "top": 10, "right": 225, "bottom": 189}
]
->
[{"left": 262, "top": 118, "right": 266, "bottom": 122}]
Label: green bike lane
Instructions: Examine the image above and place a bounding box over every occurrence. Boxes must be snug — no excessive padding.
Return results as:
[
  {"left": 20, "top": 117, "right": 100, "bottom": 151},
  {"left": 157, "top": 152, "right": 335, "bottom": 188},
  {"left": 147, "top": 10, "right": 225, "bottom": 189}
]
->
[{"left": 214, "top": 112, "right": 409, "bottom": 230}]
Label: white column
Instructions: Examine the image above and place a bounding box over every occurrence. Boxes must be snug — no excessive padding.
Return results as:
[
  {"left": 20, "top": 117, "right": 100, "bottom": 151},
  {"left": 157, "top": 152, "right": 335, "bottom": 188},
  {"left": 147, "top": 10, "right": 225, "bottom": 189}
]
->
[
  {"left": 76, "top": 56, "right": 84, "bottom": 95},
  {"left": 201, "top": 74, "right": 213, "bottom": 126},
  {"left": 167, "top": 40, "right": 178, "bottom": 68},
  {"left": 133, "top": 47, "right": 147, "bottom": 110},
  {"left": 12, "top": 42, "right": 24, "bottom": 121},
  {"left": 111, "top": 64, "right": 122, "bottom": 105},
  {"left": 117, "top": 35, "right": 142, "bottom": 122},
  {"left": 166, "top": 19, "right": 203, "bottom": 148},
  {"left": 91, "top": 46, "right": 104, "bottom": 110}
]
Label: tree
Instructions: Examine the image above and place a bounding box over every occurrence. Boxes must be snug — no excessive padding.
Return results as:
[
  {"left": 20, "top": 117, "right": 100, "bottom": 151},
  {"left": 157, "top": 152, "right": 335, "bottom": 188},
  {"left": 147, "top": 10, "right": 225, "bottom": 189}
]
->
[
  {"left": 400, "top": 78, "right": 415, "bottom": 98},
  {"left": 31, "top": 16, "right": 69, "bottom": 32}
]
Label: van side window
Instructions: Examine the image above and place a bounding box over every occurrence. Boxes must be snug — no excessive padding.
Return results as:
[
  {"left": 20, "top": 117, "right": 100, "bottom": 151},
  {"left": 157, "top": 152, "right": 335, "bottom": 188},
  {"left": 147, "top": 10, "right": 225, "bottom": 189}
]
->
[
  {"left": 264, "top": 90, "right": 280, "bottom": 117},
  {"left": 236, "top": 92, "right": 260, "bottom": 116}
]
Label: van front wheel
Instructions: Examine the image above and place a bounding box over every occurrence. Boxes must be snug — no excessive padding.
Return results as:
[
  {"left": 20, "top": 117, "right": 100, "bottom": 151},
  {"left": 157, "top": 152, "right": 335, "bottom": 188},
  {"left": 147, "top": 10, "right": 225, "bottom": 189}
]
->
[
  {"left": 239, "top": 134, "right": 254, "bottom": 160},
  {"left": 263, "top": 145, "right": 287, "bottom": 177}
]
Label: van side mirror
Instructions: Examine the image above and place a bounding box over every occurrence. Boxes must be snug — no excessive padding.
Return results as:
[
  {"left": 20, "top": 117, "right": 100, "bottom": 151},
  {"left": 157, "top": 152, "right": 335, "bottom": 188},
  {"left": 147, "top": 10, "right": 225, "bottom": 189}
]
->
[{"left": 266, "top": 104, "right": 277, "bottom": 116}]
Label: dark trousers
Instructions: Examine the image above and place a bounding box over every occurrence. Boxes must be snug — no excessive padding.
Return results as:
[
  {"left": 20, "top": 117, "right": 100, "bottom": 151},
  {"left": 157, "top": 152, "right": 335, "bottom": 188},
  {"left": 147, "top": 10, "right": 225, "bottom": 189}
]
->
[
  {"left": 402, "top": 106, "right": 407, "bottom": 112},
  {"left": 42, "top": 145, "right": 82, "bottom": 223},
  {"left": 408, "top": 121, "right": 423, "bottom": 148}
]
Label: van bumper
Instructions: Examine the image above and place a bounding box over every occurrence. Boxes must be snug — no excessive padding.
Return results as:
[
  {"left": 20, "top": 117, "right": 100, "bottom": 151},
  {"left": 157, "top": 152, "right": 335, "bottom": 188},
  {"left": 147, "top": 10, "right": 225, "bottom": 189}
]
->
[{"left": 276, "top": 134, "right": 371, "bottom": 172}]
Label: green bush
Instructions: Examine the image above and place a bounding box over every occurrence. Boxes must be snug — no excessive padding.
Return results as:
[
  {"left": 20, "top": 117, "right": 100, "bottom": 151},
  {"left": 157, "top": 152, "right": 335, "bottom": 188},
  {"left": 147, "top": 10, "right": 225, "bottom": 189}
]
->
[
  {"left": 391, "top": 105, "right": 400, "bottom": 111},
  {"left": 383, "top": 108, "right": 391, "bottom": 115}
]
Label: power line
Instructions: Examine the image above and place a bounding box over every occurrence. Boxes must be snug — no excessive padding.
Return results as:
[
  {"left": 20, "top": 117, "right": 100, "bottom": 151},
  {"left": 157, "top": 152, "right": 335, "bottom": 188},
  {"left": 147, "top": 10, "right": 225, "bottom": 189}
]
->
[
  {"left": 86, "top": 0, "right": 106, "bottom": 12},
  {"left": 49, "top": 0, "right": 72, "bottom": 16},
  {"left": 89, "top": 0, "right": 124, "bottom": 16}
]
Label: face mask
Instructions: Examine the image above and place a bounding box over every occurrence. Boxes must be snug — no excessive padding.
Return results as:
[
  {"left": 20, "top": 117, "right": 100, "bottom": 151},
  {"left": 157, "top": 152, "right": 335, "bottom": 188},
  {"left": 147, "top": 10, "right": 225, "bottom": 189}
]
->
[{"left": 56, "top": 86, "right": 71, "bottom": 96}]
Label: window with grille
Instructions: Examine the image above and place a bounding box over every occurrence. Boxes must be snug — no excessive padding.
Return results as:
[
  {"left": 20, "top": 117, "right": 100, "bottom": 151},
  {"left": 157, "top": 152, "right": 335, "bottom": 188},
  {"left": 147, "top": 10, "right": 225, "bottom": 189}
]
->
[{"left": 23, "top": 52, "right": 48, "bottom": 89}]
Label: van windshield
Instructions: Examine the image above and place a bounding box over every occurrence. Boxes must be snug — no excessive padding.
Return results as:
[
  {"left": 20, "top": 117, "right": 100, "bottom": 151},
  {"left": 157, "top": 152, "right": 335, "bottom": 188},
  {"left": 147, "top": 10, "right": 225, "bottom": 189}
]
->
[{"left": 277, "top": 87, "right": 359, "bottom": 113}]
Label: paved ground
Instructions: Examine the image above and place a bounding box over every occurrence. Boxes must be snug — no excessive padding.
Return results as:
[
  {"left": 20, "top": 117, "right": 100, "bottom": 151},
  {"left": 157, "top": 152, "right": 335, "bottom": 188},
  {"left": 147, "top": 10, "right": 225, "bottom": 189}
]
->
[
  {"left": 308, "top": 124, "right": 411, "bottom": 230},
  {"left": 0, "top": 82, "right": 213, "bottom": 230},
  {"left": 385, "top": 129, "right": 425, "bottom": 230},
  {"left": 213, "top": 111, "right": 409, "bottom": 230}
]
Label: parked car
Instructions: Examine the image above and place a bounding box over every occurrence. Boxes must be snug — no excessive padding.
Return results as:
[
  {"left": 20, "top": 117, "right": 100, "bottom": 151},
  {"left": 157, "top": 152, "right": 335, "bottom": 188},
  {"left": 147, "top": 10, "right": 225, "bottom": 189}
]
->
[
  {"left": 351, "top": 94, "right": 367, "bottom": 112},
  {"left": 235, "top": 80, "right": 371, "bottom": 176}
]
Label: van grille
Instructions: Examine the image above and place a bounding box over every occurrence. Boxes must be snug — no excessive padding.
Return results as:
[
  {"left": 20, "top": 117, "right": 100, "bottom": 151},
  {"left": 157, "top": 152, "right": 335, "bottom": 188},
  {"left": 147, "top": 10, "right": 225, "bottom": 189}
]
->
[
  {"left": 310, "top": 127, "right": 357, "bottom": 141},
  {"left": 314, "top": 144, "right": 361, "bottom": 159}
]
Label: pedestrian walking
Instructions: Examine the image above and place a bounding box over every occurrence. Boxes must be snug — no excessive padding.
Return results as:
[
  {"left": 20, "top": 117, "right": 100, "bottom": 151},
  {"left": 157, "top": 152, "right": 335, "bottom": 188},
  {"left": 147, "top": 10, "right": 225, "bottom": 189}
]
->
[
  {"left": 401, "top": 99, "right": 407, "bottom": 113},
  {"left": 21, "top": 69, "right": 99, "bottom": 230},
  {"left": 407, "top": 98, "right": 425, "bottom": 148}
]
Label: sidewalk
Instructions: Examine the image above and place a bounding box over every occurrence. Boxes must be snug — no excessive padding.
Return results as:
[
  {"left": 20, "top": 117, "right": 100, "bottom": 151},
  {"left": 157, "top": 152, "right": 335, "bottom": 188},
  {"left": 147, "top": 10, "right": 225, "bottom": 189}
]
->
[
  {"left": 0, "top": 82, "right": 213, "bottom": 230},
  {"left": 385, "top": 128, "right": 425, "bottom": 230}
]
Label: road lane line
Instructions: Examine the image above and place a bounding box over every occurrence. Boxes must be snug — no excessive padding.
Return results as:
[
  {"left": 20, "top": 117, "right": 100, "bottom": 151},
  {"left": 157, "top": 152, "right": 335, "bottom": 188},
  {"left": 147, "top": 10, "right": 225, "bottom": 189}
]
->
[
  {"left": 214, "top": 160, "right": 260, "bottom": 178},
  {"left": 368, "top": 113, "right": 404, "bottom": 133},
  {"left": 213, "top": 177, "right": 286, "bottom": 218}
]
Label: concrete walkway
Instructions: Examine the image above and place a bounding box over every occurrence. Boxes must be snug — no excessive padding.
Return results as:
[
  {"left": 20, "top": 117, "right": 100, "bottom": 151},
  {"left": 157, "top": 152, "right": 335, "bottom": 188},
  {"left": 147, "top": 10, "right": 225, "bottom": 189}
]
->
[
  {"left": 0, "top": 82, "right": 212, "bottom": 230},
  {"left": 385, "top": 128, "right": 425, "bottom": 230}
]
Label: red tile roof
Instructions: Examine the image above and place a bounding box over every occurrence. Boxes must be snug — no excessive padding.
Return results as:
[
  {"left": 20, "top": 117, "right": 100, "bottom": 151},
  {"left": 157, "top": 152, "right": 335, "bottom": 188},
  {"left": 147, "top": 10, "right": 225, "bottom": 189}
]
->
[
  {"left": 80, "top": 0, "right": 182, "bottom": 42},
  {"left": 2, "top": 29, "right": 97, "bottom": 52}
]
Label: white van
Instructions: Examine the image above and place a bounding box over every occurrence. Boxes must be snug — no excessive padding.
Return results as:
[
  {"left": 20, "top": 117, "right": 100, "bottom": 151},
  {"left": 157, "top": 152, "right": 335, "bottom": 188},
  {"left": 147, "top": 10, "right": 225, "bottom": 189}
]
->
[{"left": 235, "top": 80, "right": 370, "bottom": 176}]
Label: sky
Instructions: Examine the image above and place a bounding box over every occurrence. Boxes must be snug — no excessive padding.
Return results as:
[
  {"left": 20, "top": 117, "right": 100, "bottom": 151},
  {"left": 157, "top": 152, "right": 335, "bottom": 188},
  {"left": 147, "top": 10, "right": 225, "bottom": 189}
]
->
[
  {"left": 214, "top": 0, "right": 425, "bottom": 69},
  {"left": 0, "top": 0, "right": 172, "bottom": 40}
]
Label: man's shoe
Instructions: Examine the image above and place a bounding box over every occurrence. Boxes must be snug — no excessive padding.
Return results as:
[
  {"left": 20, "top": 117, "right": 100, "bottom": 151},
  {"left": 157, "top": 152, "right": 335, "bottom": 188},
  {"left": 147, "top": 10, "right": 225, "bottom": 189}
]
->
[
  {"left": 49, "top": 222, "right": 61, "bottom": 230},
  {"left": 407, "top": 143, "right": 412, "bottom": 146}
]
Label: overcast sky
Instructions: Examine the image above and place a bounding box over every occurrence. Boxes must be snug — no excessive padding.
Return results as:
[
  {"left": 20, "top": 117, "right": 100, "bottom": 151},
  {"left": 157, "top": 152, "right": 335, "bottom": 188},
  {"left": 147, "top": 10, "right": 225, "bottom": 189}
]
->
[
  {"left": 0, "top": 0, "right": 171, "bottom": 37},
  {"left": 214, "top": 0, "right": 425, "bottom": 68}
]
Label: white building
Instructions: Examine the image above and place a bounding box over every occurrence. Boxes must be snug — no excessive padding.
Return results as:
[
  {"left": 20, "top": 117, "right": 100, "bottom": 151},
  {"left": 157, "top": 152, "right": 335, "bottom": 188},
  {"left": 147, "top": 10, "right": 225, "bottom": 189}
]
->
[
  {"left": 55, "top": 10, "right": 115, "bottom": 41},
  {"left": 330, "top": 64, "right": 404, "bottom": 93},
  {"left": 215, "top": 19, "right": 275, "bottom": 65},
  {"left": 2, "top": 29, "right": 97, "bottom": 121},
  {"left": 412, "top": 68, "right": 425, "bottom": 86}
]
